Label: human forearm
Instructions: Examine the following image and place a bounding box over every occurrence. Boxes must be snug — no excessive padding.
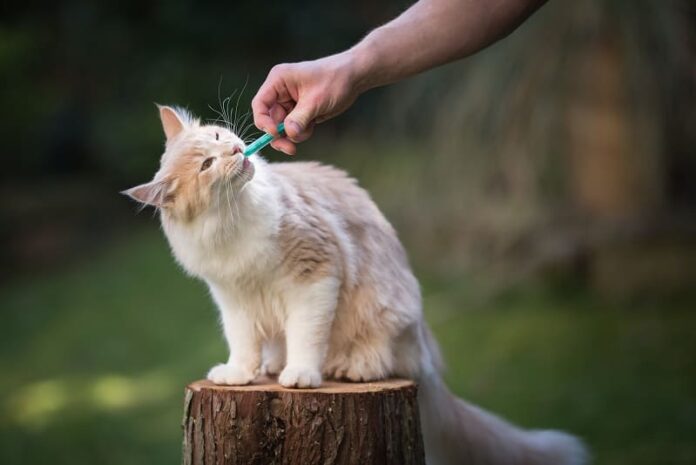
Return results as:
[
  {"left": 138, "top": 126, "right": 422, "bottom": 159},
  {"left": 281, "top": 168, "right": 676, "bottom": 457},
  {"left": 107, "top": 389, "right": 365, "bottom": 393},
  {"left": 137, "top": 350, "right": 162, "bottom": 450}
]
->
[
  {"left": 348, "top": 0, "right": 547, "bottom": 92},
  {"left": 251, "top": 0, "right": 547, "bottom": 153}
]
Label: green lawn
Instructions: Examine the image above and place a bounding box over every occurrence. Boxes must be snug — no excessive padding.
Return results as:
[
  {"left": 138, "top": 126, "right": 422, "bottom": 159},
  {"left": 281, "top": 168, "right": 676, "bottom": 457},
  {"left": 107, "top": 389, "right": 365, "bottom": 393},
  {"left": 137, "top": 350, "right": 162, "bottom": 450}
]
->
[{"left": 1, "top": 229, "right": 695, "bottom": 465}]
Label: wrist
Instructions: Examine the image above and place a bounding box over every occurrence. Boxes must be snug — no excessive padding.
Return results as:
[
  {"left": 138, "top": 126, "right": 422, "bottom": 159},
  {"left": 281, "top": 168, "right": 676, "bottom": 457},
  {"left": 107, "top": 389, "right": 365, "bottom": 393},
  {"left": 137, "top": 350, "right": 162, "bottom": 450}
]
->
[{"left": 341, "top": 40, "right": 380, "bottom": 94}]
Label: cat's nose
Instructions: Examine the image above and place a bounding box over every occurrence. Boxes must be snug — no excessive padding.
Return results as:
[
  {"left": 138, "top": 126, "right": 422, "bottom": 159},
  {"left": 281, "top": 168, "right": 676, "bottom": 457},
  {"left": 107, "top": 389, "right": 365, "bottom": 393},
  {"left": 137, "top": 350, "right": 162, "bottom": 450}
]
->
[{"left": 228, "top": 146, "right": 243, "bottom": 156}]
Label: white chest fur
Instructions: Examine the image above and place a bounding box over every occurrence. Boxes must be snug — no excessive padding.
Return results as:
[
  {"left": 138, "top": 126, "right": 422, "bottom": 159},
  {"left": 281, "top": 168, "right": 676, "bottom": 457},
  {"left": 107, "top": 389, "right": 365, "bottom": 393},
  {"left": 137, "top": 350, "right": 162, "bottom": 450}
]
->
[{"left": 161, "top": 172, "right": 282, "bottom": 282}]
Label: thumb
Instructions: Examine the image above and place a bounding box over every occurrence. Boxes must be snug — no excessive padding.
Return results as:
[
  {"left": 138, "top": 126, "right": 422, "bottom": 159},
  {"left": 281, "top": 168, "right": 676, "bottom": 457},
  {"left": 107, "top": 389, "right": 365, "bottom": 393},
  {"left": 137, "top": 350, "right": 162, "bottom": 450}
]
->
[{"left": 284, "top": 99, "right": 320, "bottom": 141}]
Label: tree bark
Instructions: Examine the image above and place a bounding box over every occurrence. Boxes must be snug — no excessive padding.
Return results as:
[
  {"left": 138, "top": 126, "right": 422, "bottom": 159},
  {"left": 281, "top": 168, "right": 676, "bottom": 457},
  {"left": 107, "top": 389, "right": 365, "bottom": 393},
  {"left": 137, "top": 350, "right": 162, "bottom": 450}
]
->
[{"left": 182, "top": 377, "right": 424, "bottom": 465}]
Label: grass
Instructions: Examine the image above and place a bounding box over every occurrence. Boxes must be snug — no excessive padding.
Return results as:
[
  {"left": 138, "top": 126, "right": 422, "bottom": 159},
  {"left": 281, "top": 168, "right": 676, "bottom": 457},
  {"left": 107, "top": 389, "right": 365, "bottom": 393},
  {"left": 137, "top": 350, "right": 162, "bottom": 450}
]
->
[{"left": 1, "top": 228, "right": 695, "bottom": 465}]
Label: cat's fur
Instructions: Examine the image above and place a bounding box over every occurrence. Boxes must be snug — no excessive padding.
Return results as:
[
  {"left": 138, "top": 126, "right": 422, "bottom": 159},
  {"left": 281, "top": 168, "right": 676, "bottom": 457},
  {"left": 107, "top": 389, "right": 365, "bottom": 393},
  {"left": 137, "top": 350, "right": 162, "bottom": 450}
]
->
[{"left": 125, "top": 106, "right": 588, "bottom": 465}]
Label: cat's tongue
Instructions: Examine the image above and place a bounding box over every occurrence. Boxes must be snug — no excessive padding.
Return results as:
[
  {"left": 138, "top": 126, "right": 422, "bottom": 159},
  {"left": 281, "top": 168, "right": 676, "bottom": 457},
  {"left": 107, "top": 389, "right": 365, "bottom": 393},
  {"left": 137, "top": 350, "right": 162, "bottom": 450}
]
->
[{"left": 243, "top": 157, "right": 251, "bottom": 170}]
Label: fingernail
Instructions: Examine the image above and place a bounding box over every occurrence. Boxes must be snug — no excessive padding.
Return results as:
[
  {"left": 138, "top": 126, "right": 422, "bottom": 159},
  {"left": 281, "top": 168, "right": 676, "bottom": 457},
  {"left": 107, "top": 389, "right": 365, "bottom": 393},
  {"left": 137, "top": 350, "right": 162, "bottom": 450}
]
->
[{"left": 286, "top": 120, "right": 303, "bottom": 137}]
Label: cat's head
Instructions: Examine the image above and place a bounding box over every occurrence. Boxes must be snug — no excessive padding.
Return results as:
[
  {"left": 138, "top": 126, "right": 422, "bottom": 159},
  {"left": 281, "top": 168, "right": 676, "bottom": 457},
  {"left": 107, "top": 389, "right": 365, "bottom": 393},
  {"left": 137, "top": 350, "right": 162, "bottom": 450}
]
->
[{"left": 123, "top": 106, "right": 254, "bottom": 222}]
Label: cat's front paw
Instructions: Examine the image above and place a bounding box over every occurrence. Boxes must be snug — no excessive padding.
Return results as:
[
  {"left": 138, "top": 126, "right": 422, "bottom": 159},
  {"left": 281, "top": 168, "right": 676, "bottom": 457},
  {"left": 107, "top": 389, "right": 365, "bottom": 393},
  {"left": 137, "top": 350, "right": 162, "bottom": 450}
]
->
[
  {"left": 260, "top": 358, "right": 284, "bottom": 376},
  {"left": 278, "top": 365, "right": 321, "bottom": 388},
  {"left": 207, "top": 363, "right": 256, "bottom": 385}
]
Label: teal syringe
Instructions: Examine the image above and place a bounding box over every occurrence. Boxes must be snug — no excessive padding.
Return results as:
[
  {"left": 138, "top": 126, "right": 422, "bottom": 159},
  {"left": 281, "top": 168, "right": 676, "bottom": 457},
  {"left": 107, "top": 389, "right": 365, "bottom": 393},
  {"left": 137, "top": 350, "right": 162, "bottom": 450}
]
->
[{"left": 243, "top": 123, "right": 286, "bottom": 157}]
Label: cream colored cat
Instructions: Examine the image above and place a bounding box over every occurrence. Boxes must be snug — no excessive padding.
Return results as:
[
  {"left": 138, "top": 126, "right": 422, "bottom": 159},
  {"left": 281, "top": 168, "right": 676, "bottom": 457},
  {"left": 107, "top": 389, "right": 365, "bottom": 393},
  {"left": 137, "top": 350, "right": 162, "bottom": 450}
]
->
[{"left": 125, "top": 106, "right": 588, "bottom": 465}]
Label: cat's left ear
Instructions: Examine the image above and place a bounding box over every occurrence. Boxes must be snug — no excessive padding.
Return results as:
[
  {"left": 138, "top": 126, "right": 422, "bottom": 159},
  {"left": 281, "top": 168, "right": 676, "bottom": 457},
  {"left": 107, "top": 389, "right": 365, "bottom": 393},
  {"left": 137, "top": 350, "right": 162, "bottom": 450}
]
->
[
  {"left": 121, "top": 179, "right": 172, "bottom": 208},
  {"left": 158, "top": 105, "right": 186, "bottom": 141}
]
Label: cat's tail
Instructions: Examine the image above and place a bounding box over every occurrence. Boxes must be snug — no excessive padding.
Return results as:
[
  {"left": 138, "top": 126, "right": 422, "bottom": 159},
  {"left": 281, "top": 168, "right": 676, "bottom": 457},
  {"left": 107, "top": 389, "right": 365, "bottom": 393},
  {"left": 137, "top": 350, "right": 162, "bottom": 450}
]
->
[{"left": 416, "top": 325, "right": 589, "bottom": 465}]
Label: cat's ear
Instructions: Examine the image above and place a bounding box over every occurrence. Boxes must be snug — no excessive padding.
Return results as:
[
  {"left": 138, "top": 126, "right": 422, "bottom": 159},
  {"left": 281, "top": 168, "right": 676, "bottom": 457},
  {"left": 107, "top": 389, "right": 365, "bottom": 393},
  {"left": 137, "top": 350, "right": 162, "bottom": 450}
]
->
[
  {"left": 157, "top": 105, "right": 186, "bottom": 141},
  {"left": 121, "top": 179, "right": 172, "bottom": 208}
]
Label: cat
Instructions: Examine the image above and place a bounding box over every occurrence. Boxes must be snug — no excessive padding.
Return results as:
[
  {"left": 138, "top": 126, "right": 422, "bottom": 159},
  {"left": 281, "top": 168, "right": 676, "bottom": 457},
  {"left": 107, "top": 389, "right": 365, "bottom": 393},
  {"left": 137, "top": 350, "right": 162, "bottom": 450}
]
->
[{"left": 124, "top": 105, "right": 588, "bottom": 465}]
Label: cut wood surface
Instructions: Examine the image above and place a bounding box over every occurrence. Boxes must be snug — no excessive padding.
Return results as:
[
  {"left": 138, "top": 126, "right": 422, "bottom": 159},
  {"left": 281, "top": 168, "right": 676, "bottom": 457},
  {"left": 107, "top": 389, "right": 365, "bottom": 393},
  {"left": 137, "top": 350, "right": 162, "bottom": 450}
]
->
[{"left": 182, "top": 376, "right": 425, "bottom": 465}]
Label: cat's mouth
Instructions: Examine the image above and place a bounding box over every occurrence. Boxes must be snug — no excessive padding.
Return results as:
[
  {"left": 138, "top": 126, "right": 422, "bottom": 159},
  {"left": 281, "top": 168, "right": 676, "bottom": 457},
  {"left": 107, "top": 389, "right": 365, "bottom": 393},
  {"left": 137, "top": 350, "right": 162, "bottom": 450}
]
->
[{"left": 223, "top": 155, "right": 254, "bottom": 183}]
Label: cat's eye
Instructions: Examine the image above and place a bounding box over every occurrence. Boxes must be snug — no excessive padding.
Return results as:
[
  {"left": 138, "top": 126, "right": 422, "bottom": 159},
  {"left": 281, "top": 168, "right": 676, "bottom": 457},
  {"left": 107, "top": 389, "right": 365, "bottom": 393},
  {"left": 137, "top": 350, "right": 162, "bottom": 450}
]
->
[{"left": 200, "top": 157, "right": 214, "bottom": 171}]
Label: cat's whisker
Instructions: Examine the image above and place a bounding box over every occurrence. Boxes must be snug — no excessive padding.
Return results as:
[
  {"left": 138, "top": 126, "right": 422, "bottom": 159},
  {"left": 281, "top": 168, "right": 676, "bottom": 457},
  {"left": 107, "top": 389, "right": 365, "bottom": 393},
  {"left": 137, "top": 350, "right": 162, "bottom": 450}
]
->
[
  {"left": 241, "top": 129, "right": 261, "bottom": 145},
  {"left": 224, "top": 180, "right": 236, "bottom": 235},
  {"left": 215, "top": 78, "right": 237, "bottom": 131},
  {"left": 215, "top": 92, "right": 234, "bottom": 131},
  {"left": 230, "top": 181, "right": 242, "bottom": 231},
  {"left": 231, "top": 77, "right": 248, "bottom": 135},
  {"left": 207, "top": 105, "right": 228, "bottom": 126},
  {"left": 240, "top": 114, "right": 253, "bottom": 133},
  {"left": 232, "top": 108, "right": 257, "bottom": 142},
  {"left": 221, "top": 96, "right": 232, "bottom": 129},
  {"left": 243, "top": 131, "right": 263, "bottom": 145},
  {"left": 236, "top": 110, "right": 250, "bottom": 128},
  {"left": 240, "top": 123, "right": 259, "bottom": 143},
  {"left": 221, "top": 171, "right": 241, "bottom": 235},
  {"left": 211, "top": 80, "right": 250, "bottom": 134},
  {"left": 237, "top": 112, "right": 254, "bottom": 140}
]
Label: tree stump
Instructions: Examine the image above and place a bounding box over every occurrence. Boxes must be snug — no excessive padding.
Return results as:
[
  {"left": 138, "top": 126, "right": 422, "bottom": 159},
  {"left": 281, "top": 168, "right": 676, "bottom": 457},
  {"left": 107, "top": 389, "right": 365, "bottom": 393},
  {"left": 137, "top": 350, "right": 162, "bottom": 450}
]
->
[{"left": 182, "top": 377, "right": 425, "bottom": 465}]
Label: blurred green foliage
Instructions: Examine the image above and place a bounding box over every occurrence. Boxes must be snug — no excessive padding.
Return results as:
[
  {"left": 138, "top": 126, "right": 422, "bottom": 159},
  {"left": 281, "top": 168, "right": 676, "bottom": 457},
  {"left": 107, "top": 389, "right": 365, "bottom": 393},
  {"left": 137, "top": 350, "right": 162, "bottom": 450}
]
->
[
  {"left": 1, "top": 230, "right": 695, "bottom": 464},
  {"left": 0, "top": 0, "right": 404, "bottom": 184}
]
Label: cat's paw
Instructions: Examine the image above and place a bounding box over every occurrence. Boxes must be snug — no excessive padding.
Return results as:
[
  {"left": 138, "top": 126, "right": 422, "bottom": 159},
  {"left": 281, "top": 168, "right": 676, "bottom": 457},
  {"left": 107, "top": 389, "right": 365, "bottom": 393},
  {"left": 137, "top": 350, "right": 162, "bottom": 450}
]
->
[
  {"left": 331, "top": 364, "right": 382, "bottom": 382},
  {"left": 260, "top": 359, "right": 284, "bottom": 376},
  {"left": 278, "top": 365, "right": 321, "bottom": 388},
  {"left": 326, "top": 351, "right": 387, "bottom": 382},
  {"left": 207, "top": 363, "right": 255, "bottom": 385}
]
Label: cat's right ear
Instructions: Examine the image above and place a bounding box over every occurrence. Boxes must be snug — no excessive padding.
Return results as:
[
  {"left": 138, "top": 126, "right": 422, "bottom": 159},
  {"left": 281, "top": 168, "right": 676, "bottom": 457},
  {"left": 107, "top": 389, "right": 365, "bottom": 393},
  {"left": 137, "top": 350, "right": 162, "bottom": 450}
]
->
[
  {"left": 121, "top": 179, "right": 171, "bottom": 208},
  {"left": 157, "top": 105, "right": 186, "bottom": 141}
]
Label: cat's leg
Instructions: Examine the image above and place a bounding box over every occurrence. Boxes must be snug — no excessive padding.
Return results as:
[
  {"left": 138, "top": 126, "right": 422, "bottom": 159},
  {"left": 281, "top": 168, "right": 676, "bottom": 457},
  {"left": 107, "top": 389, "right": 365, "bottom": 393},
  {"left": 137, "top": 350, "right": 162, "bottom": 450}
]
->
[
  {"left": 330, "top": 337, "right": 393, "bottom": 382},
  {"left": 207, "top": 288, "right": 261, "bottom": 385},
  {"left": 278, "top": 277, "right": 339, "bottom": 388},
  {"left": 261, "top": 335, "right": 286, "bottom": 376}
]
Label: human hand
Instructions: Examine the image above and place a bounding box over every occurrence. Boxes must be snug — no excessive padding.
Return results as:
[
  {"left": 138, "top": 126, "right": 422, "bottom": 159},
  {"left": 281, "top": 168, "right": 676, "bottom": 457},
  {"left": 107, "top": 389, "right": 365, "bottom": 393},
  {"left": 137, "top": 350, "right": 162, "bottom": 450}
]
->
[{"left": 251, "top": 52, "right": 364, "bottom": 155}]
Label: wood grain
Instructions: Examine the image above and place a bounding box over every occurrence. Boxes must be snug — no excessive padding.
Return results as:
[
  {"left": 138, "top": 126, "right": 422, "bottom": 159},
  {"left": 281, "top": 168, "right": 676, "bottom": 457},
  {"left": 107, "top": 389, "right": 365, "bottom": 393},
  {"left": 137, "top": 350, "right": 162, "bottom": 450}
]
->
[{"left": 182, "top": 377, "right": 425, "bottom": 465}]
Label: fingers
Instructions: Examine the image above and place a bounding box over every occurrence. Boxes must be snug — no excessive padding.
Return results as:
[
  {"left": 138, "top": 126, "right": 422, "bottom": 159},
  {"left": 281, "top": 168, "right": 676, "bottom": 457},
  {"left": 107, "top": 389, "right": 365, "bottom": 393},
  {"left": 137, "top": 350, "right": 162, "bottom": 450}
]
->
[
  {"left": 269, "top": 103, "right": 288, "bottom": 126},
  {"left": 284, "top": 98, "right": 320, "bottom": 141},
  {"left": 268, "top": 120, "right": 313, "bottom": 155},
  {"left": 270, "top": 138, "right": 297, "bottom": 155},
  {"left": 252, "top": 76, "right": 283, "bottom": 135},
  {"left": 265, "top": 114, "right": 315, "bottom": 155},
  {"left": 252, "top": 88, "right": 295, "bottom": 154},
  {"left": 263, "top": 94, "right": 314, "bottom": 154},
  {"left": 265, "top": 103, "right": 295, "bottom": 155},
  {"left": 251, "top": 63, "right": 323, "bottom": 154},
  {"left": 288, "top": 121, "right": 315, "bottom": 143}
]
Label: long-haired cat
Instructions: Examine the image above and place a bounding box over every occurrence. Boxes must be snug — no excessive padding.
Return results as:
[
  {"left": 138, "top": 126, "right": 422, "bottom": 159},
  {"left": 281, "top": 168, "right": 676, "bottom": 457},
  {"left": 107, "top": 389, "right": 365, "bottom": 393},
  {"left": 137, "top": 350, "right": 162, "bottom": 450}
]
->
[{"left": 125, "top": 106, "right": 588, "bottom": 465}]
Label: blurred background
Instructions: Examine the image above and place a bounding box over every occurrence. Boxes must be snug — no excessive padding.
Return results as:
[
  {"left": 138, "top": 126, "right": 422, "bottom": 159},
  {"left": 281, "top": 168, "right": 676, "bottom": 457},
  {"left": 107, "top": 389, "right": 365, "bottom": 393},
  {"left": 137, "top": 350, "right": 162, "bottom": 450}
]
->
[{"left": 1, "top": 0, "right": 695, "bottom": 464}]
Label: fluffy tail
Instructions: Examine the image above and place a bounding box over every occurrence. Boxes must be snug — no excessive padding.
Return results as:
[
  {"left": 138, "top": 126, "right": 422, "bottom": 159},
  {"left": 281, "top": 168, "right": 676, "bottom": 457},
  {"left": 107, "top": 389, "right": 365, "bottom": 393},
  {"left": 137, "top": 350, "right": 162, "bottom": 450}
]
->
[{"left": 417, "top": 327, "right": 589, "bottom": 465}]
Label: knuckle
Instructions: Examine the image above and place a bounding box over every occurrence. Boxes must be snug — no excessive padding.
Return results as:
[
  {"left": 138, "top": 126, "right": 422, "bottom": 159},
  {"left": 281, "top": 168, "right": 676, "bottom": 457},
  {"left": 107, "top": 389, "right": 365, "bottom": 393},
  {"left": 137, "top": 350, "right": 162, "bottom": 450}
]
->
[
  {"left": 270, "top": 63, "right": 289, "bottom": 76},
  {"left": 304, "top": 92, "right": 326, "bottom": 113},
  {"left": 253, "top": 114, "right": 269, "bottom": 130}
]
